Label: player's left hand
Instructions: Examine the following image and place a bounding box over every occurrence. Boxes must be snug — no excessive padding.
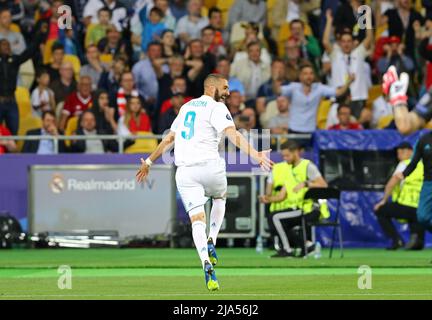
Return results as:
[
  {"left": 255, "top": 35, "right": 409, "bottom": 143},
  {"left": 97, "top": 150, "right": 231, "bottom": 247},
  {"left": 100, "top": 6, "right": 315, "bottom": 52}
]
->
[
  {"left": 257, "top": 149, "right": 274, "bottom": 172},
  {"left": 136, "top": 158, "right": 150, "bottom": 183}
]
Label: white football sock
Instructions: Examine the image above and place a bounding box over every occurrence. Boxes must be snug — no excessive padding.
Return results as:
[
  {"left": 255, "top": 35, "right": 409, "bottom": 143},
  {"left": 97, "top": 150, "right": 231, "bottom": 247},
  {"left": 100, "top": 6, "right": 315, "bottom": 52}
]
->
[
  {"left": 208, "top": 198, "right": 226, "bottom": 245},
  {"left": 192, "top": 221, "right": 210, "bottom": 268}
]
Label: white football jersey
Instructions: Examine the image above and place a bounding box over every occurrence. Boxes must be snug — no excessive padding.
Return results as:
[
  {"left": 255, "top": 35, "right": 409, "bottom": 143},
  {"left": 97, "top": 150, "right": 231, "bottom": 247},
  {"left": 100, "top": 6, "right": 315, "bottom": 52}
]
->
[{"left": 170, "top": 95, "right": 235, "bottom": 166}]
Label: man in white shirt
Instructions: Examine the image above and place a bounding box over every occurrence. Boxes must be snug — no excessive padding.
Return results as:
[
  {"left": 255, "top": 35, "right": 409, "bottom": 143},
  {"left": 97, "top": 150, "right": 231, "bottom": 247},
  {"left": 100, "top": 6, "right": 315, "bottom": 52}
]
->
[
  {"left": 83, "top": 0, "right": 127, "bottom": 31},
  {"left": 136, "top": 74, "right": 273, "bottom": 291},
  {"left": 323, "top": 9, "right": 373, "bottom": 119}
]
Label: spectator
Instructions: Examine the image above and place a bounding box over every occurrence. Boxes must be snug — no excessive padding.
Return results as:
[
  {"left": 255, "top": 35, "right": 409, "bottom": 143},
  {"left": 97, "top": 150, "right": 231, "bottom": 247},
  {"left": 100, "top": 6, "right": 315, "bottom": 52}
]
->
[
  {"left": 226, "top": 90, "right": 245, "bottom": 118},
  {"left": 0, "top": 0, "right": 24, "bottom": 23},
  {"left": 377, "top": 36, "right": 415, "bottom": 75},
  {"left": 175, "top": 0, "right": 209, "bottom": 49},
  {"left": 0, "top": 27, "right": 46, "bottom": 135},
  {"left": 418, "top": 19, "right": 432, "bottom": 89},
  {"left": 323, "top": 10, "right": 373, "bottom": 119},
  {"left": 113, "top": 71, "right": 140, "bottom": 119},
  {"left": 0, "top": 8, "right": 26, "bottom": 55},
  {"left": 118, "top": 96, "right": 153, "bottom": 148},
  {"left": 22, "top": 110, "right": 66, "bottom": 154},
  {"left": 85, "top": 7, "right": 111, "bottom": 48},
  {"left": 333, "top": 0, "right": 367, "bottom": 42},
  {"left": 70, "top": 110, "right": 117, "bottom": 153},
  {"left": 80, "top": 45, "right": 108, "bottom": 91},
  {"left": 201, "top": 26, "right": 226, "bottom": 58},
  {"left": 159, "top": 76, "right": 192, "bottom": 116},
  {"left": 31, "top": 69, "right": 56, "bottom": 118},
  {"left": 232, "top": 22, "right": 271, "bottom": 65},
  {"left": 379, "top": 0, "right": 424, "bottom": 60},
  {"left": 60, "top": 75, "right": 93, "bottom": 131},
  {"left": 92, "top": 89, "right": 117, "bottom": 134},
  {"left": 160, "top": 29, "right": 180, "bottom": 58},
  {"left": 132, "top": 42, "right": 169, "bottom": 114},
  {"left": 184, "top": 39, "right": 216, "bottom": 98},
  {"left": 169, "top": 0, "right": 188, "bottom": 21},
  {"left": 158, "top": 93, "right": 184, "bottom": 133},
  {"left": 256, "top": 59, "right": 288, "bottom": 115},
  {"left": 0, "top": 122, "right": 16, "bottom": 154},
  {"left": 227, "top": 0, "right": 266, "bottom": 32},
  {"left": 271, "top": 0, "right": 320, "bottom": 40},
  {"left": 98, "top": 56, "right": 128, "bottom": 95},
  {"left": 268, "top": 96, "right": 290, "bottom": 134},
  {"left": 50, "top": 61, "right": 77, "bottom": 105},
  {"left": 97, "top": 24, "right": 132, "bottom": 64},
  {"left": 141, "top": 7, "right": 166, "bottom": 52},
  {"left": 208, "top": 6, "right": 229, "bottom": 45},
  {"left": 230, "top": 41, "right": 271, "bottom": 101},
  {"left": 215, "top": 57, "right": 245, "bottom": 97},
  {"left": 34, "top": 0, "right": 63, "bottom": 50},
  {"left": 289, "top": 19, "right": 321, "bottom": 69},
  {"left": 328, "top": 104, "right": 363, "bottom": 130},
  {"left": 236, "top": 107, "right": 259, "bottom": 132},
  {"left": 277, "top": 63, "right": 354, "bottom": 133},
  {"left": 157, "top": 55, "right": 186, "bottom": 107},
  {"left": 284, "top": 37, "right": 309, "bottom": 82},
  {"left": 43, "top": 42, "right": 65, "bottom": 83},
  {"left": 83, "top": 0, "right": 128, "bottom": 32}
]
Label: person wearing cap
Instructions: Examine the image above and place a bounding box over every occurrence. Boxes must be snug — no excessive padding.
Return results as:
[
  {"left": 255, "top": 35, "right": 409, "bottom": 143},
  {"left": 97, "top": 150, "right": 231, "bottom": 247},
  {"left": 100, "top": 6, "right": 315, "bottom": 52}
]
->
[
  {"left": 377, "top": 36, "right": 414, "bottom": 76},
  {"left": 374, "top": 141, "right": 425, "bottom": 250}
]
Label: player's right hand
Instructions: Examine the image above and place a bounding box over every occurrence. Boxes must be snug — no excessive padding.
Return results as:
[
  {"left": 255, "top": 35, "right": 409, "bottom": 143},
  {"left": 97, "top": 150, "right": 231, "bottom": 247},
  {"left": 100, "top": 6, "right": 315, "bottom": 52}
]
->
[
  {"left": 136, "top": 158, "right": 150, "bottom": 183},
  {"left": 257, "top": 149, "right": 274, "bottom": 172}
]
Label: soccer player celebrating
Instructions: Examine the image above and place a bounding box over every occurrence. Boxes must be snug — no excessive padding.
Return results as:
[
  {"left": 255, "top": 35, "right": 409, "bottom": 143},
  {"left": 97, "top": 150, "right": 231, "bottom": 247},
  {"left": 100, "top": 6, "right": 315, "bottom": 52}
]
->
[
  {"left": 136, "top": 74, "right": 273, "bottom": 291},
  {"left": 382, "top": 65, "right": 432, "bottom": 135}
]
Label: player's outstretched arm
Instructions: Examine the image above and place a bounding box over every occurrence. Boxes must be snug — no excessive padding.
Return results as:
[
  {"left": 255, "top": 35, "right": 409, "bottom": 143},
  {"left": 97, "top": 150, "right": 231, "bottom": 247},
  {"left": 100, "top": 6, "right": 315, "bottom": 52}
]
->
[
  {"left": 224, "top": 126, "right": 274, "bottom": 171},
  {"left": 136, "top": 131, "right": 175, "bottom": 183}
]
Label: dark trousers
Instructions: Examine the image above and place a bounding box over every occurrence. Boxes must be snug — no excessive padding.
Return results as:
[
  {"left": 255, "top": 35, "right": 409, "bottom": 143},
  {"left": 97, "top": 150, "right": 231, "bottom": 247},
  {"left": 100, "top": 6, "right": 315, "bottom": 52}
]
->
[
  {"left": 375, "top": 202, "right": 425, "bottom": 243},
  {"left": 0, "top": 99, "right": 19, "bottom": 135},
  {"left": 268, "top": 209, "right": 320, "bottom": 251}
]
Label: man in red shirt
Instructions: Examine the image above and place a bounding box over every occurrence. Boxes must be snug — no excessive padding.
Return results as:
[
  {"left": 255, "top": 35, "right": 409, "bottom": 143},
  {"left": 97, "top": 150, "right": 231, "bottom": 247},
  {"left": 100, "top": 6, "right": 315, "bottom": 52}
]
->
[
  {"left": 0, "top": 124, "right": 16, "bottom": 154},
  {"left": 328, "top": 104, "right": 363, "bottom": 130},
  {"left": 59, "top": 76, "right": 93, "bottom": 131}
]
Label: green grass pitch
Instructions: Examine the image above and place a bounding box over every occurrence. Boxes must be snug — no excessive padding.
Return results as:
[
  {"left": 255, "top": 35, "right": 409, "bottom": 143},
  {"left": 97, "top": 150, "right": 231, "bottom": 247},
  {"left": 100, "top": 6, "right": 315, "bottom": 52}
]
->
[{"left": 1, "top": 248, "right": 432, "bottom": 300}]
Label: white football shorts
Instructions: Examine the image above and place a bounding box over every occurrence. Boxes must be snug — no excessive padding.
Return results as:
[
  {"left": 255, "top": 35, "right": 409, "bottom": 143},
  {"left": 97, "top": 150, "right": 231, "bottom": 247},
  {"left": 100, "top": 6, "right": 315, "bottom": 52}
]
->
[{"left": 175, "top": 158, "right": 227, "bottom": 213}]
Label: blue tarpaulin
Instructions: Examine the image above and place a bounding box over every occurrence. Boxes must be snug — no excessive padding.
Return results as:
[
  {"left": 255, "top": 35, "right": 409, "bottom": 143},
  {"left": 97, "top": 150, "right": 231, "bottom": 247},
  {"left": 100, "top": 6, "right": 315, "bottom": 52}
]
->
[{"left": 313, "top": 129, "right": 432, "bottom": 248}]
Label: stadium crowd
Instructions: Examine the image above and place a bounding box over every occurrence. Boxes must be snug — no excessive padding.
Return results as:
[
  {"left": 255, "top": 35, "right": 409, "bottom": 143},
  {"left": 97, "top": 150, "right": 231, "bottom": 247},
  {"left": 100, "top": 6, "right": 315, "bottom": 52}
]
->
[{"left": 0, "top": 0, "right": 432, "bottom": 154}]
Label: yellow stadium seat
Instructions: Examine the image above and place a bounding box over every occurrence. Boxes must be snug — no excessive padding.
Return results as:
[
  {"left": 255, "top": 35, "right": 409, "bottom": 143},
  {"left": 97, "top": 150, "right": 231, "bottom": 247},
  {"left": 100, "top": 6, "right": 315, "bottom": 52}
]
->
[
  {"left": 100, "top": 53, "right": 113, "bottom": 64},
  {"left": 15, "top": 87, "right": 32, "bottom": 118},
  {"left": 377, "top": 114, "right": 394, "bottom": 129},
  {"left": 217, "top": 0, "right": 234, "bottom": 26},
  {"left": 316, "top": 99, "right": 332, "bottom": 129},
  {"left": 426, "top": 120, "right": 432, "bottom": 129},
  {"left": 366, "top": 85, "right": 383, "bottom": 110},
  {"left": 18, "top": 59, "right": 35, "bottom": 90},
  {"left": 63, "top": 54, "right": 81, "bottom": 81},
  {"left": 64, "top": 116, "right": 79, "bottom": 147},
  {"left": 201, "top": 6, "right": 208, "bottom": 17},
  {"left": 43, "top": 39, "right": 57, "bottom": 65},
  {"left": 124, "top": 132, "right": 158, "bottom": 154},
  {"left": 10, "top": 23, "right": 21, "bottom": 33},
  {"left": 204, "top": 0, "right": 217, "bottom": 8},
  {"left": 266, "top": 0, "right": 277, "bottom": 28},
  {"left": 375, "top": 22, "right": 388, "bottom": 39},
  {"left": 17, "top": 116, "right": 42, "bottom": 152}
]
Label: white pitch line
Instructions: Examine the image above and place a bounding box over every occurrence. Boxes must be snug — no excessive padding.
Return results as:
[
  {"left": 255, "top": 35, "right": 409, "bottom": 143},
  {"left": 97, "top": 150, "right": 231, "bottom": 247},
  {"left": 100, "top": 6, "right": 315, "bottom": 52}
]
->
[{"left": 1, "top": 293, "right": 432, "bottom": 298}]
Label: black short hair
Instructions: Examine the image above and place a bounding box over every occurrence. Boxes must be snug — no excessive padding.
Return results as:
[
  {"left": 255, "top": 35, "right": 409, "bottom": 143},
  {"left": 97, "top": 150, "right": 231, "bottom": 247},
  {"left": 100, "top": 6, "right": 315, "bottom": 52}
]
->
[
  {"left": 36, "top": 68, "right": 50, "bottom": 79},
  {"left": 208, "top": 6, "right": 221, "bottom": 18},
  {"left": 147, "top": 41, "right": 162, "bottom": 51},
  {"left": 98, "top": 7, "right": 112, "bottom": 18},
  {"left": 299, "top": 62, "right": 313, "bottom": 72},
  {"left": 247, "top": 41, "right": 261, "bottom": 50},
  {"left": 51, "top": 42, "right": 65, "bottom": 53},
  {"left": 0, "top": 7, "right": 11, "bottom": 15},
  {"left": 150, "top": 7, "right": 164, "bottom": 18},
  {"left": 201, "top": 26, "right": 215, "bottom": 35},
  {"left": 337, "top": 104, "right": 351, "bottom": 114},
  {"left": 42, "top": 110, "right": 56, "bottom": 120},
  {"left": 289, "top": 19, "right": 304, "bottom": 28},
  {"left": 281, "top": 140, "right": 300, "bottom": 151}
]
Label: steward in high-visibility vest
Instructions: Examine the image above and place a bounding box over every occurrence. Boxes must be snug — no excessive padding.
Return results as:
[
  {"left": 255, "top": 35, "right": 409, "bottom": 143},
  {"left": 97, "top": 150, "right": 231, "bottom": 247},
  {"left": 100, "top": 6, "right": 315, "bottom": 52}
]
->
[
  {"left": 259, "top": 140, "right": 329, "bottom": 258},
  {"left": 374, "top": 141, "right": 425, "bottom": 251}
]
